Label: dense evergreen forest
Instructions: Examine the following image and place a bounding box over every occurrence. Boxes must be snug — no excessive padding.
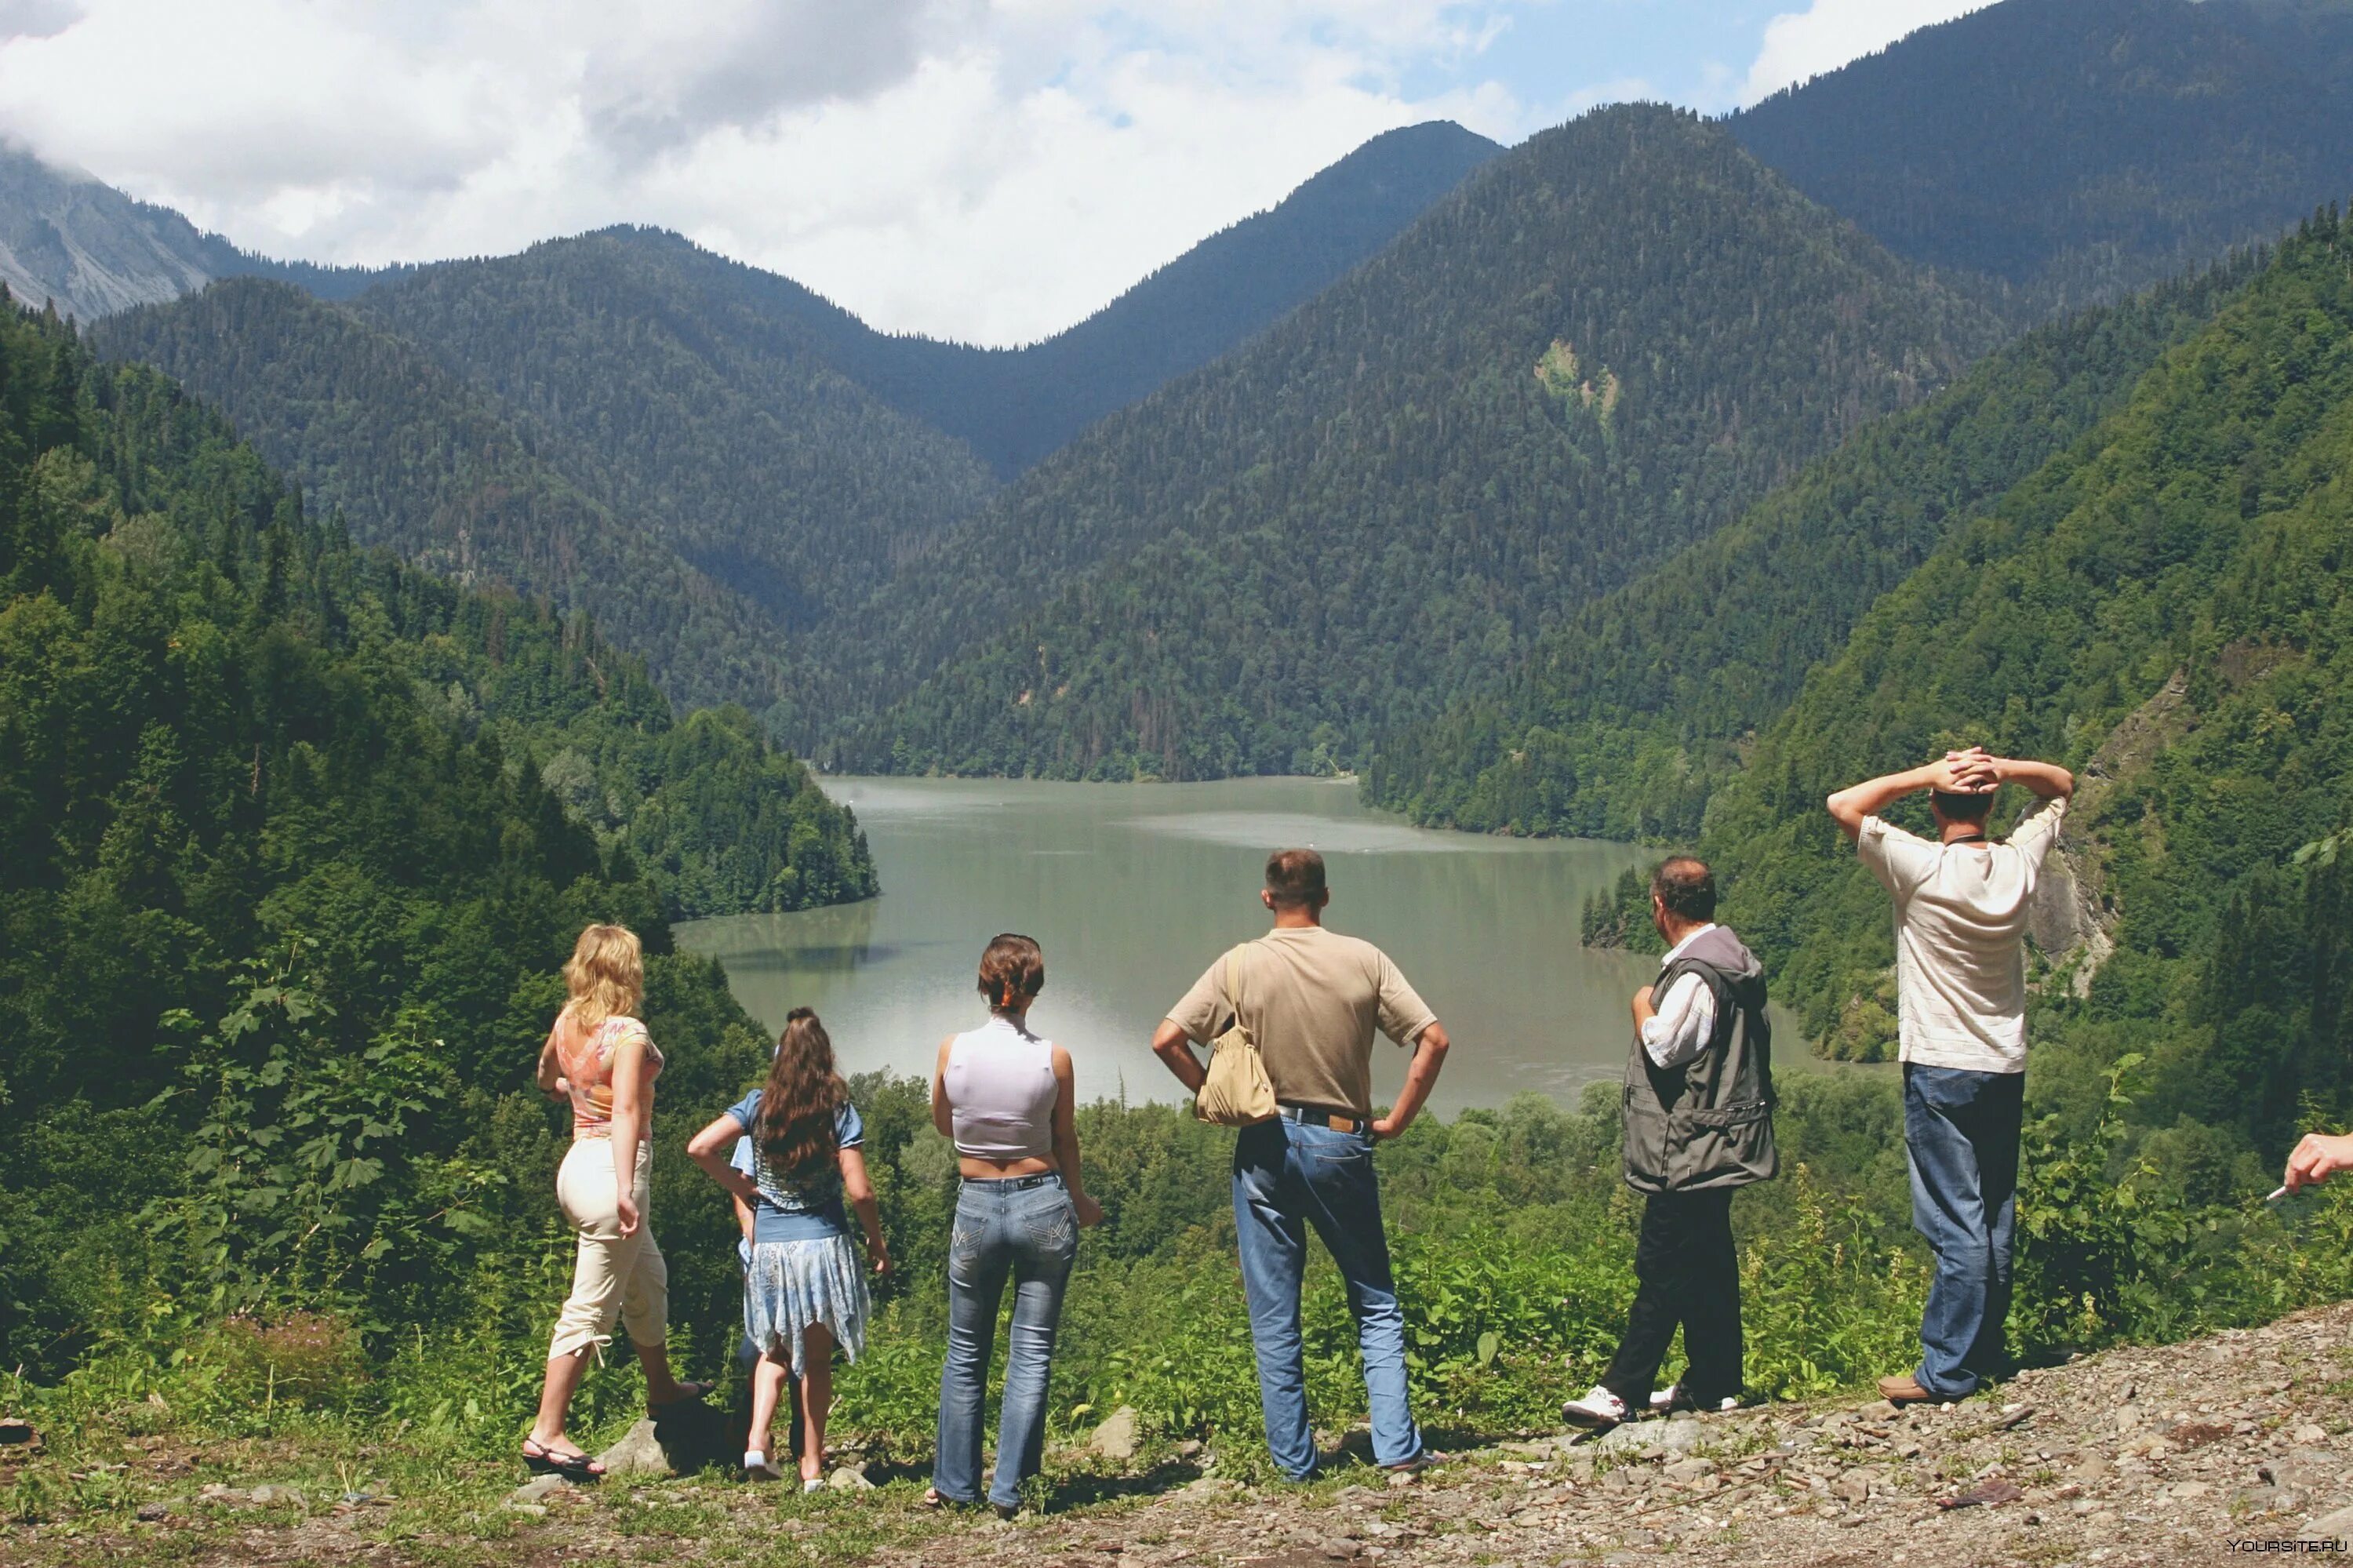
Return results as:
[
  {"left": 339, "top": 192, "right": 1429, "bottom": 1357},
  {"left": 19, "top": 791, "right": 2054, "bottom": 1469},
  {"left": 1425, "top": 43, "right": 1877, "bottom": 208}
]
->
[
  {"left": 1729, "top": 0, "right": 2353, "bottom": 309},
  {"left": 1364, "top": 253, "right": 2267, "bottom": 839},
  {"left": 832, "top": 106, "right": 2002, "bottom": 778},
  {"left": 0, "top": 293, "right": 871, "bottom": 1372},
  {"left": 346, "top": 231, "right": 1002, "bottom": 640},
  {"left": 89, "top": 278, "right": 806, "bottom": 716},
  {"left": 75, "top": 126, "right": 1500, "bottom": 743}
]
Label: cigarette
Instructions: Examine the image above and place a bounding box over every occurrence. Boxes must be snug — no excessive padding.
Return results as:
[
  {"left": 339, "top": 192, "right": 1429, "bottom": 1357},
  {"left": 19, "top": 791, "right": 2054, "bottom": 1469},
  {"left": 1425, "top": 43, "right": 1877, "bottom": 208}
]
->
[{"left": 2267, "top": 1186, "right": 2292, "bottom": 1203}]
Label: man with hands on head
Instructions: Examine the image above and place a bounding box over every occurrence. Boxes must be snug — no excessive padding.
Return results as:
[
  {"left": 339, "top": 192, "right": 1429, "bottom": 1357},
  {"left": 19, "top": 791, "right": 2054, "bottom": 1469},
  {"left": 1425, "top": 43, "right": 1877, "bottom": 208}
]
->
[
  {"left": 1151, "top": 849, "right": 1450, "bottom": 1483},
  {"left": 1828, "top": 745, "right": 2073, "bottom": 1407}
]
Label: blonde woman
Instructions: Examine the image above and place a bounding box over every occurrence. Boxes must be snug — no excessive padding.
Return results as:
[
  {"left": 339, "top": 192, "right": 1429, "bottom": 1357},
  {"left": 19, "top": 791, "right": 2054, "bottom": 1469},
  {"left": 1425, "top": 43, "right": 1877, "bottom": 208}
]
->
[{"left": 524, "top": 923, "right": 711, "bottom": 1480}]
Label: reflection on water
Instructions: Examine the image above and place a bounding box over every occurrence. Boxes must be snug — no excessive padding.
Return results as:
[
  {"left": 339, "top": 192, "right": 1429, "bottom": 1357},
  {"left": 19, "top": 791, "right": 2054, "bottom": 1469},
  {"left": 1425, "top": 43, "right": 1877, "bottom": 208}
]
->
[{"left": 676, "top": 777, "right": 1668, "bottom": 1113}]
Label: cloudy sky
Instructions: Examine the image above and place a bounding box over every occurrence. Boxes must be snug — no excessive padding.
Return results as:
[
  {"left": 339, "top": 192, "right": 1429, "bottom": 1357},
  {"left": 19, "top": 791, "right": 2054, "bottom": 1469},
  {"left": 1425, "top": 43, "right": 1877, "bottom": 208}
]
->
[{"left": 0, "top": 0, "right": 1992, "bottom": 344}]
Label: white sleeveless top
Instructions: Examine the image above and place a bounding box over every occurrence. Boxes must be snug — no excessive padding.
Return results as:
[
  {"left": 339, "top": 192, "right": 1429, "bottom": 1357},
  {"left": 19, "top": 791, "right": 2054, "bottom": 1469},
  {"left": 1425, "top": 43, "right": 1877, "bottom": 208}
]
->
[{"left": 944, "top": 1014, "right": 1058, "bottom": 1161}]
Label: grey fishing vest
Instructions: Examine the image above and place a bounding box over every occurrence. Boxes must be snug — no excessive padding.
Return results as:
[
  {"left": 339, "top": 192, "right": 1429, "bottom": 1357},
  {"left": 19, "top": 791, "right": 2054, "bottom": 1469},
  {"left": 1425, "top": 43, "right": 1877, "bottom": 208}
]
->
[{"left": 1620, "top": 924, "right": 1777, "bottom": 1195}]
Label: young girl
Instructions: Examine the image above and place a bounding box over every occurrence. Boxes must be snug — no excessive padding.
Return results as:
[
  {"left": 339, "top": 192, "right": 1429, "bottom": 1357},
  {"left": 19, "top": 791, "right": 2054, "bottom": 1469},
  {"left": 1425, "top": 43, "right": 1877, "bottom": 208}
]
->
[{"left": 689, "top": 1009, "right": 889, "bottom": 1486}]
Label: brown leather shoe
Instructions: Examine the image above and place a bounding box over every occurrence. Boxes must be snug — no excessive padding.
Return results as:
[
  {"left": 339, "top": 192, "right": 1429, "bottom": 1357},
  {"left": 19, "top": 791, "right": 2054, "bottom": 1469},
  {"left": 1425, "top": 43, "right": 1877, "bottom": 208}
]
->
[{"left": 1877, "top": 1374, "right": 1933, "bottom": 1405}]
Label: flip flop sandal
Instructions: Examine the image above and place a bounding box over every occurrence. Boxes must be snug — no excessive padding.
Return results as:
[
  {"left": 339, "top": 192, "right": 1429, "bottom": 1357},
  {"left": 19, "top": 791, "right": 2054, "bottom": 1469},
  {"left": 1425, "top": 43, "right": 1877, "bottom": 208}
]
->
[{"left": 521, "top": 1439, "right": 606, "bottom": 1482}]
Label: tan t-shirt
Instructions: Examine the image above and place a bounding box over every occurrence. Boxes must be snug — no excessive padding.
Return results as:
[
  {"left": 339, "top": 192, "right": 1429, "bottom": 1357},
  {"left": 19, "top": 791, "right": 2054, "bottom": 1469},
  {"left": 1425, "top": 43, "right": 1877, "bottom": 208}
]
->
[
  {"left": 1857, "top": 798, "right": 2068, "bottom": 1074},
  {"left": 1166, "top": 925, "right": 1438, "bottom": 1118}
]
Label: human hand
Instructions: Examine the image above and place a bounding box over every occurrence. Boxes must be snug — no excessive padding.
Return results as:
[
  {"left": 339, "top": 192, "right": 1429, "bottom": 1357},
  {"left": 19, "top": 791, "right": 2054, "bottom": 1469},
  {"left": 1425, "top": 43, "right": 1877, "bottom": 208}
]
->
[
  {"left": 1073, "top": 1193, "right": 1105, "bottom": 1228},
  {"left": 1941, "top": 747, "right": 1999, "bottom": 792},
  {"left": 616, "top": 1191, "right": 642, "bottom": 1237},
  {"left": 544, "top": 1074, "right": 571, "bottom": 1104},
  {"left": 2284, "top": 1133, "right": 2353, "bottom": 1193},
  {"left": 1926, "top": 753, "right": 1995, "bottom": 795},
  {"left": 869, "top": 1240, "right": 893, "bottom": 1278},
  {"left": 1371, "top": 1114, "right": 1404, "bottom": 1140}
]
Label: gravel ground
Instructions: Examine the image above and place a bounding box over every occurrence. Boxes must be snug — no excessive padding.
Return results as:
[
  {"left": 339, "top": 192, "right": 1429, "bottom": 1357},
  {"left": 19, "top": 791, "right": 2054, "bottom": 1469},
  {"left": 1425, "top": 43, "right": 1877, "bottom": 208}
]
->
[{"left": 15, "top": 1304, "right": 2353, "bottom": 1566}]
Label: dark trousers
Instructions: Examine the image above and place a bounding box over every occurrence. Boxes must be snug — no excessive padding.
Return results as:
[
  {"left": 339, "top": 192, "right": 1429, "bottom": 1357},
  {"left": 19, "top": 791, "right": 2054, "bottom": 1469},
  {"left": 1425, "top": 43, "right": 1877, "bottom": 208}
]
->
[{"left": 1599, "top": 1187, "right": 1741, "bottom": 1407}]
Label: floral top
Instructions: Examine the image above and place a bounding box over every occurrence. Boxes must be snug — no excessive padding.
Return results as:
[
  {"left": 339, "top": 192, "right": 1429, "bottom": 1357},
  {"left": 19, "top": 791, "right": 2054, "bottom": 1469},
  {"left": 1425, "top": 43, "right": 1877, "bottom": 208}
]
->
[{"left": 553, "top": 1013, "right": 664, "bottom": 1137}]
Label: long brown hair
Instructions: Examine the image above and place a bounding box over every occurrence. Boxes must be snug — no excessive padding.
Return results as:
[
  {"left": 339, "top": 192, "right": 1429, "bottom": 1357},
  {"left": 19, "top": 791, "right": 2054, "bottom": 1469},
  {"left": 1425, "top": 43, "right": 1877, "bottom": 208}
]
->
[
  {"left": 754, "top": 1009, "right": 846, "bottom": 1184},
  {"left": 976, "top": 933, "right": 1044, "bottom": 1015}
]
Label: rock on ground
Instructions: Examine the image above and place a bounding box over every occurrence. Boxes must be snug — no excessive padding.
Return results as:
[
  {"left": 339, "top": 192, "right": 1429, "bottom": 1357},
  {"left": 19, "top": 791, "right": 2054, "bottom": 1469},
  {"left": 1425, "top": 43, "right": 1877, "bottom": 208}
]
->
[
  {"left": 1088, "top": 1406, "right": 1142, "bottom": 1463},
  {"left": 595, "top": 1400, "right": 735, "bottom": 1479}
]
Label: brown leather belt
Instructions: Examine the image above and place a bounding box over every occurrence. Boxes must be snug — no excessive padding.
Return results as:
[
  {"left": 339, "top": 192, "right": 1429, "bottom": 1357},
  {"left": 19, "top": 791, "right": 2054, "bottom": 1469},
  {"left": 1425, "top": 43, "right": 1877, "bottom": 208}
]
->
[{"left": 1279, "top": 1103, "right": 1370, "bottom": 1134}]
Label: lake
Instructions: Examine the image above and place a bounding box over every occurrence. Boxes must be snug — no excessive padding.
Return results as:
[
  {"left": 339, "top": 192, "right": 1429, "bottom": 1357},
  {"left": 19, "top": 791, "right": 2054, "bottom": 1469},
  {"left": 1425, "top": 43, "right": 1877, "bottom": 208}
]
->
[{"left": 675, "top": 777, "right": 1675, "bottom": 1114}]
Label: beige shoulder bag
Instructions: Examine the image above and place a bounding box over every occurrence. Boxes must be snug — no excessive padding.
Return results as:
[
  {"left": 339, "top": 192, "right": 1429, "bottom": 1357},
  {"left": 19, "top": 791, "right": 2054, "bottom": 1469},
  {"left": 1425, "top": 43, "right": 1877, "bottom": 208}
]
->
[{"left": 1195, "top": 946, "right": 1278, "bottom": 1126}]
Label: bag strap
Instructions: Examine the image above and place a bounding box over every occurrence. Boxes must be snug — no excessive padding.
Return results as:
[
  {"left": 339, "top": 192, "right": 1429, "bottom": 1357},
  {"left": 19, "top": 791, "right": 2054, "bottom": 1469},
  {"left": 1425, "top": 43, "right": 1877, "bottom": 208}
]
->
[{"left": 1221, "top": 945, "right": 1247, "bottom": 1035}]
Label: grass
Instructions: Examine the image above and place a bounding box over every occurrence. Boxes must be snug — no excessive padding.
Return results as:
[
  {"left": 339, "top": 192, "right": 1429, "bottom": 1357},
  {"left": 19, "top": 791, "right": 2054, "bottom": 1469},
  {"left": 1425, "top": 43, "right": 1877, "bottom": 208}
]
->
[{"left": 0, "top": 1387, "right": 1589, "bottom": 1567}]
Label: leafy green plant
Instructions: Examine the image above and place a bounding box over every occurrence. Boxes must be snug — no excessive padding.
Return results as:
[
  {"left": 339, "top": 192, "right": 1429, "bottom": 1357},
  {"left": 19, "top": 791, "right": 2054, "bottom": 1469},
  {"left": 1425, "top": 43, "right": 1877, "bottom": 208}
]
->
[{"left": 151, "top": 952, "right": 446, "bottom": 1322}]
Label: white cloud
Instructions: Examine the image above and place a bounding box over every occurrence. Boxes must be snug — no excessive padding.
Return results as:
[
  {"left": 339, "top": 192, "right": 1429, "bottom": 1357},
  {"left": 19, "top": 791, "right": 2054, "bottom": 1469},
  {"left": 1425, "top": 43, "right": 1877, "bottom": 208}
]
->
[
  {"left": 1739, "top": 0, "right": 1995, "bottom": 106},
  {"left": 0, "top": 0, "right": 1540, "bottom": 344}
]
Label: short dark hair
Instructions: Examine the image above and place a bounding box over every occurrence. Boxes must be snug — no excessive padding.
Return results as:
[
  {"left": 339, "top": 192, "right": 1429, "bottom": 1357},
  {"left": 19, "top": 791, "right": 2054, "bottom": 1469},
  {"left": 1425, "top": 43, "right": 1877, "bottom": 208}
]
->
[
  {"left": 1651, "top": 856, "right": 1716, "bottom": 923},
  {"left": 1264, "top": 848, "right": 1328, "bottom": 909},
  {"left": 1930, "top": 789, "right": 1995, "bottom": 825}
]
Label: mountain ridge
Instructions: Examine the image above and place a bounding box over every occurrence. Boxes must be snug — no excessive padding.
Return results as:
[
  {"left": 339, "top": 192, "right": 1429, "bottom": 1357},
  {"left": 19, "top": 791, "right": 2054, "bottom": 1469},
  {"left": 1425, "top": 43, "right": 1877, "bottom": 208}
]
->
[
  {"left": 1726, "top": 0, "right": 2353, "bottom": 308},
  {"left": 831, "top": 105, "right": 2007, "bottom": 778}
]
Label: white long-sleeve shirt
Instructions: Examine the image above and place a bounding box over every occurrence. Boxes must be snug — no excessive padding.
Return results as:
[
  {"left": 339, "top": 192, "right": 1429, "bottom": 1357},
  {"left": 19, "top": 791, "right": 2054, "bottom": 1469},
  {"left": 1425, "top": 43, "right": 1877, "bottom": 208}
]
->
[{"left": 1641, "top": 922, "right": 1719, "bottom": 1070}]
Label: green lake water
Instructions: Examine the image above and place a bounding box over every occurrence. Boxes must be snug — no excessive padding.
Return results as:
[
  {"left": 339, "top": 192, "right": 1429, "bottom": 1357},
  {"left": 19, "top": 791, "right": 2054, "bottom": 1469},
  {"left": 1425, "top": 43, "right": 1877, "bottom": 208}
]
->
[{"left": 677, "top": 777, "right": 1698, "bottom": 1113}]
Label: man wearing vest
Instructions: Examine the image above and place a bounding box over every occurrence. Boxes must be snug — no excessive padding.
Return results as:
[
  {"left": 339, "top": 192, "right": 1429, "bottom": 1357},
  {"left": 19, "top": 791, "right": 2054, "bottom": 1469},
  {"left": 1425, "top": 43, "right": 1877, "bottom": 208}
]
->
[
  {"left": 1828, "top": 745, "right": 2074, "bottom": 1406},
  {"left": 1151, "top": 849, "right": 1453, "bottom": 1482},
  {"left": 1563, "top": 856, "right": 1776, "bottom": 1430}
]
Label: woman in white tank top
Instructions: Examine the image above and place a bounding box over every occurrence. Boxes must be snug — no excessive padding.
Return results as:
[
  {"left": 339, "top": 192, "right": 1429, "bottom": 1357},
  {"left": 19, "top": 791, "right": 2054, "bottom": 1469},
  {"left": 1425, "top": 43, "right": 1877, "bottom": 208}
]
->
[{"left": 926, "top": 933, "right": 1103, "bottom": 1514}]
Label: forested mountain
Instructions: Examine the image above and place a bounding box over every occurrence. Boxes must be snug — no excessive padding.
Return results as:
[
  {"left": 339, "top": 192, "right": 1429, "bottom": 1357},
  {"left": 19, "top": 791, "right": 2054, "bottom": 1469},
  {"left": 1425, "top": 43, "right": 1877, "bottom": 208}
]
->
[
  {"left": 346, "top": 232, "right": 1002, "bottom": 639},
  {"left": 1728, "top": 0, "right": 2353, "bottom": 309},
  {"left": 831, "top": 105, "right": 2004, "bottom": 778},
  {"left": 57, "top": 126, "right": 1498, "bottom": 731},
  {"left": 780, "top": 120, "right": 1504, "bottom": 476},
  {"left": 14, "top": 121, "right": 1495, "bottom": 478},
  {"left": 86, "top": 278, "right": 806, "bottom": 717},
  {"left": 1366, "top": 252, "right": 2267, "bottom": 838}
]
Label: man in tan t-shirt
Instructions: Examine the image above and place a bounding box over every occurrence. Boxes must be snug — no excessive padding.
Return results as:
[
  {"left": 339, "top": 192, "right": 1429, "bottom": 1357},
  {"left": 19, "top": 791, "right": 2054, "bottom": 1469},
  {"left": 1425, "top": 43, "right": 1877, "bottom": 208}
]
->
[{"left": 1151, "top": 849, "right": 1451, "bottom": 1481}]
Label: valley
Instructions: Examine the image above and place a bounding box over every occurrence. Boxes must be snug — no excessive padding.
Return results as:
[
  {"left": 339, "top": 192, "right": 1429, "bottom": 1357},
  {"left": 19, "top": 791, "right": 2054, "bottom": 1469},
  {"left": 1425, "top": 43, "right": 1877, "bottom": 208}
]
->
[{"left": 6, "top": 3, "right": 2353, "bottom": 1559}]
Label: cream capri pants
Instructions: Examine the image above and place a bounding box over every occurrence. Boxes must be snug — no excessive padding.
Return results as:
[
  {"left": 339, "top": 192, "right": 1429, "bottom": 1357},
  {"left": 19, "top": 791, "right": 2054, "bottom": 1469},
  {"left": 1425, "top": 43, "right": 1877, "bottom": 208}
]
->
[{"left": 549, "top": 1136, "right": 668, "bottom": 1360}]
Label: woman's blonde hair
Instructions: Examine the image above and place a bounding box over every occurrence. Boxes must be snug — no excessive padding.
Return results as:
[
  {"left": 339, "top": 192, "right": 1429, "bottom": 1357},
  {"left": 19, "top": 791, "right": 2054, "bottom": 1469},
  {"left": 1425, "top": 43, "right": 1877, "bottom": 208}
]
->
[{"left": 562, "top": 923, "right": 644, "bottom": 1028}]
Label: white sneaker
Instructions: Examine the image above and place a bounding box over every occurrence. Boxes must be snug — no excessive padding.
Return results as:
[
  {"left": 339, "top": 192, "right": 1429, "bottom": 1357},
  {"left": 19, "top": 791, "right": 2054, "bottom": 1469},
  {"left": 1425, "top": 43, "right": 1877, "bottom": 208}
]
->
[
  {"left": 744, "top": 1450, "right": 784, "bottom": 1482},
  {"left": 1561, "top": 1385, "right": 1629, "bottom": 1429},
  {"left": 1649, "top": 1384, "right": 1739, "bottom": 1414}
]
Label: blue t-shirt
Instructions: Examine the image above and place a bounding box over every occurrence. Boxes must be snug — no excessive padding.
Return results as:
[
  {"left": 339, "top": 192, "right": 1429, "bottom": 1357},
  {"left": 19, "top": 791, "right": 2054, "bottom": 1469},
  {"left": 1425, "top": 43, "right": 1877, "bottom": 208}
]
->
[{"left": 725, "top": 1090, "right": 863, "bottom": 1244}]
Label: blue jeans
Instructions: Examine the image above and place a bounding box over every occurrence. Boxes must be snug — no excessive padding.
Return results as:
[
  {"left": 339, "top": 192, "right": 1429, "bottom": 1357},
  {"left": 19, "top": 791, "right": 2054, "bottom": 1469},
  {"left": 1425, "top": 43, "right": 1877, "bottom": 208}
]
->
[
  {"left": 1904, "top": 1064, "right": 2024, "bottom": 1399},
  {"left": 1232, "top": 1118, "right": 1423, "bottom": 1480},
  {"left": 933, "top": 1174, "right": 1077, "bottom": 1509}
]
